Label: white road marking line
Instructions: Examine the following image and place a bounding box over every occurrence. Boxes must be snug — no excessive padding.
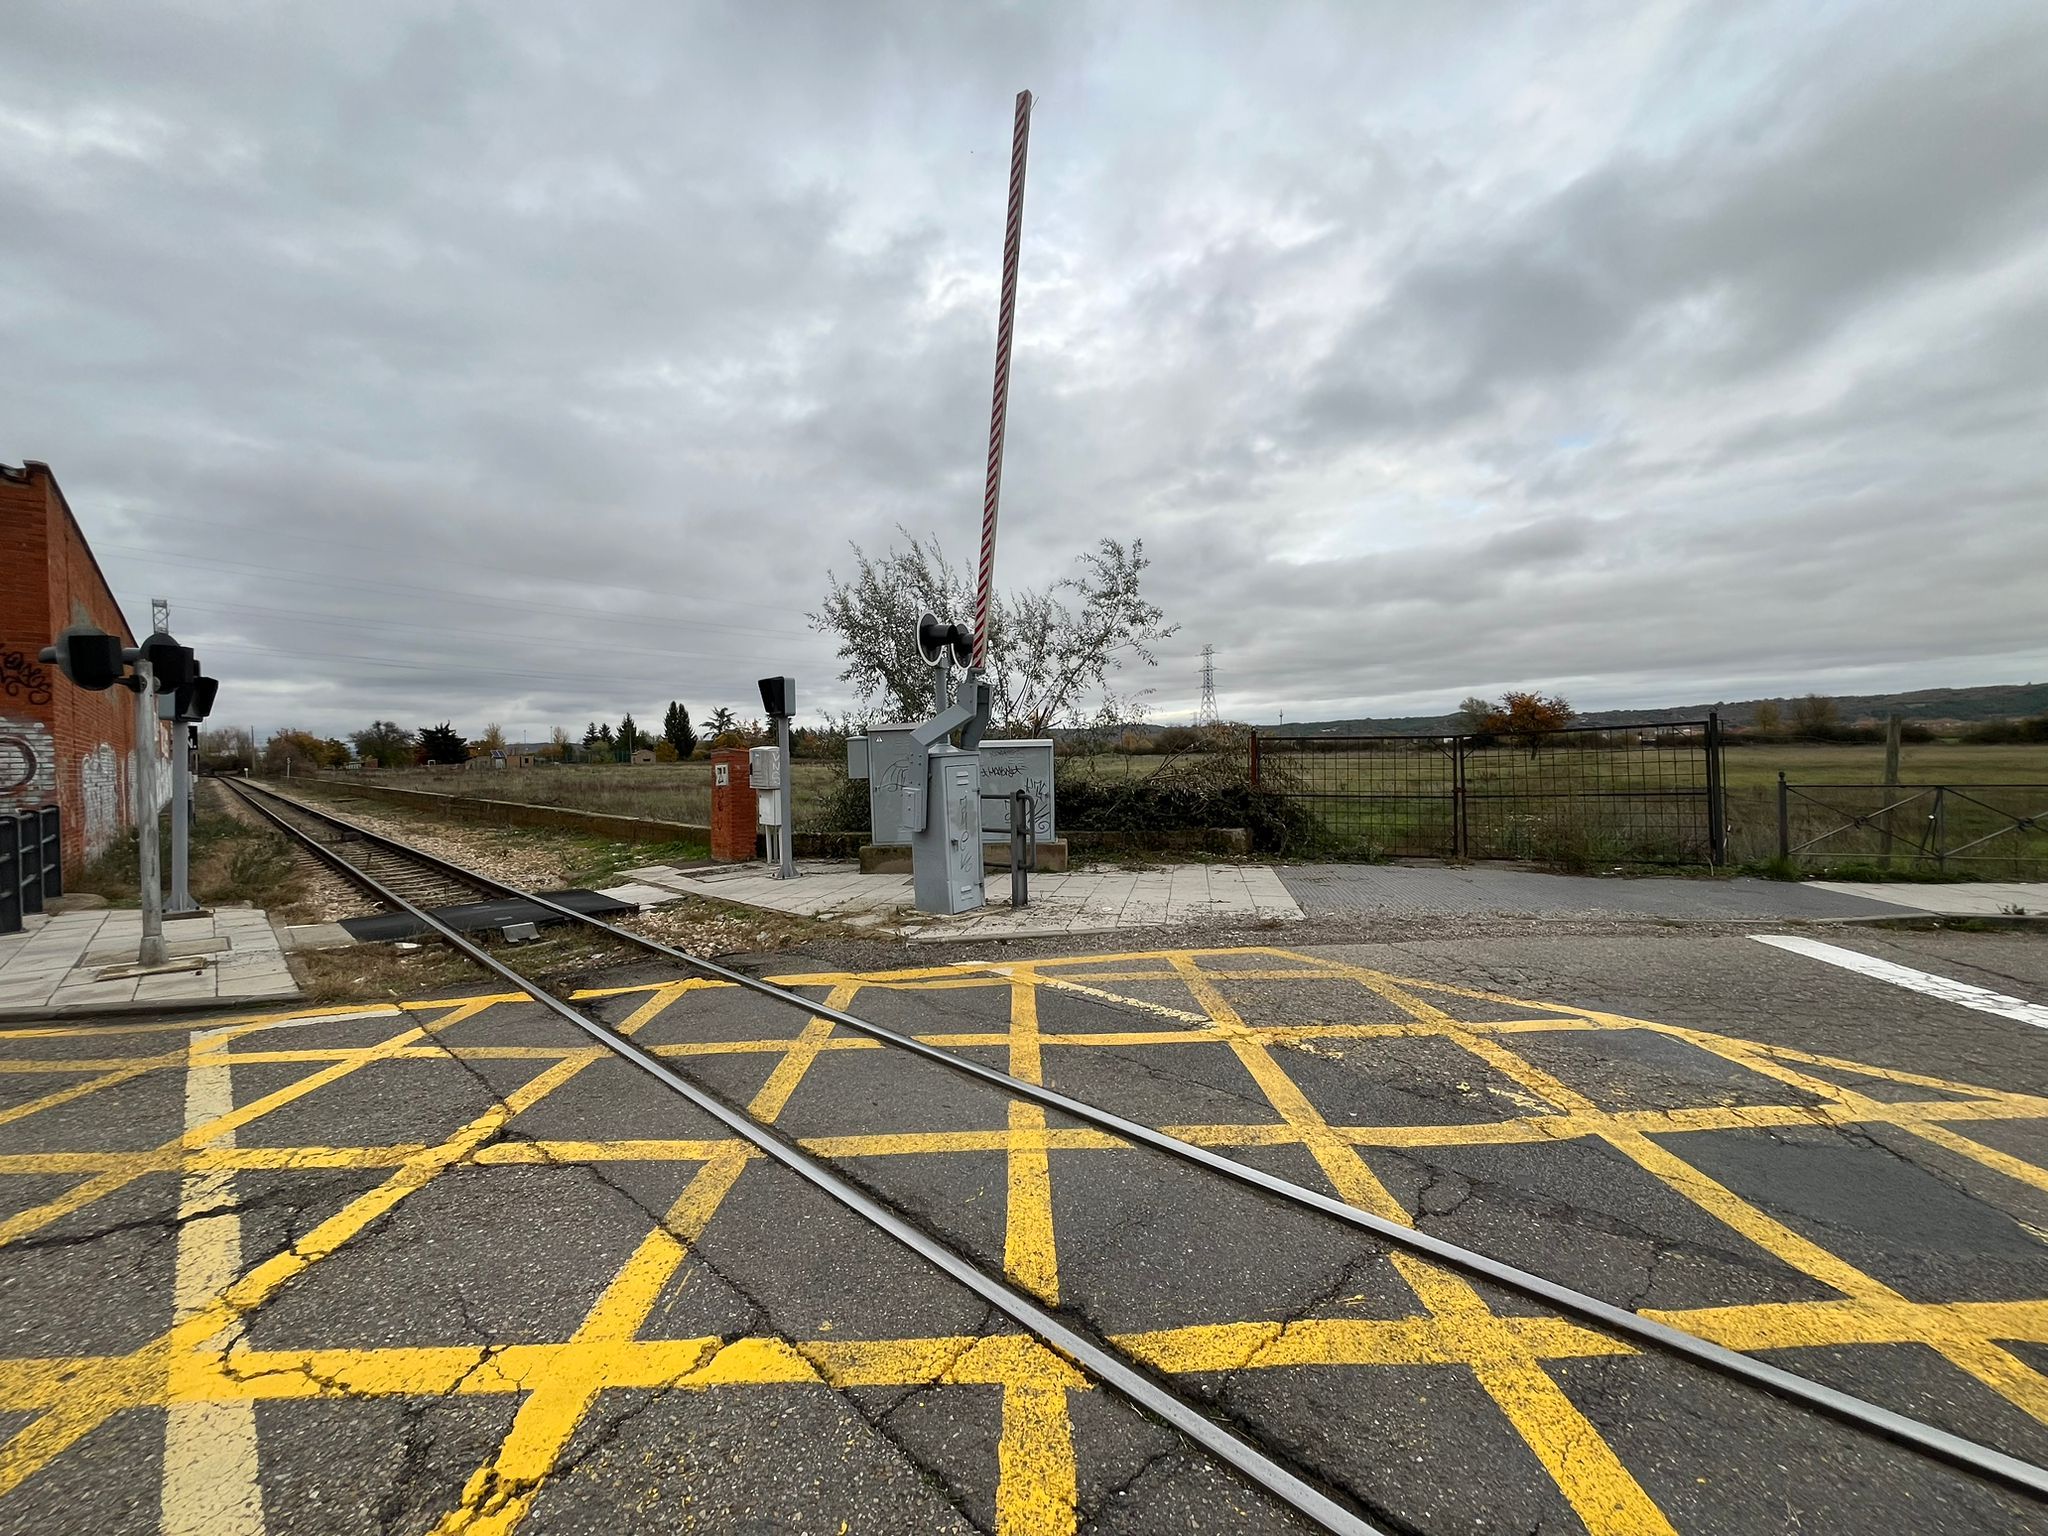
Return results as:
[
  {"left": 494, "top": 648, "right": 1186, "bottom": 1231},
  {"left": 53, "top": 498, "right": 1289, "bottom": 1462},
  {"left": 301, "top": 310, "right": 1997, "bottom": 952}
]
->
[
  {"left": 162, "top": 1023, "right": 266, "bottom": 1536},
  {"left": 1751, "top": 934, "right": 2048, "bottom": 1030}
]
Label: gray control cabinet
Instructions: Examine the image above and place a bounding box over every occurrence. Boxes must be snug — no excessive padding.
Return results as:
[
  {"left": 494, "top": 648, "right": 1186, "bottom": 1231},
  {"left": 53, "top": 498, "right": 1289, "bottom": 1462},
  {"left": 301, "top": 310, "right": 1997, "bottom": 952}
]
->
[
  {"left": 976, "top": 739, "right": 1055, "bottom": 843},
  {"left": 910, "top": 746, "right": 985, "bottom": 915},
  {"left": 859, "top": 724, "right": 924, "bottom": 846}
]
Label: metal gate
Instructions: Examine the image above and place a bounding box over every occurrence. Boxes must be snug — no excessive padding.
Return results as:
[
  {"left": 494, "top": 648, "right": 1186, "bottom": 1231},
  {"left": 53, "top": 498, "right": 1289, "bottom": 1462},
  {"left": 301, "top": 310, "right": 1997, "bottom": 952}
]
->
[
  {"left": 1, "top": 806, "right": 62, "bottom": 934},
  {"left": 1252, "top": 716, "right": 1725, "bottom": 865}
]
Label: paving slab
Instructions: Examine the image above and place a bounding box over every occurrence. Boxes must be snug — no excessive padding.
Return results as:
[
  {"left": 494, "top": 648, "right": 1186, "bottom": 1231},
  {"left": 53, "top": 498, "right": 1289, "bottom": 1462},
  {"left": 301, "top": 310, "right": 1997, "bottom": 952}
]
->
[
  {"left": 0, "top": 904, "right": 300, "bottom": 1020},
  {"left": 637, "top": 859, "right": 1308, "bottom": 940},
  {"left": 1811, "top": 880, "right": 2048, "bottom": 917}
]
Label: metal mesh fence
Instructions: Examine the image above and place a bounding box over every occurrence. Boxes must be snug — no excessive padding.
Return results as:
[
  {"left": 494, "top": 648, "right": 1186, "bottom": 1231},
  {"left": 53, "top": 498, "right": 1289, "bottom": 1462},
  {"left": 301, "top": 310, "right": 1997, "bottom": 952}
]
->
[
  {"left": 1775, "top": 781, "right": 2048, "bottom": 876},
  {"left": 1252, "top": 719, "right": 1723, "bottom": 865}
]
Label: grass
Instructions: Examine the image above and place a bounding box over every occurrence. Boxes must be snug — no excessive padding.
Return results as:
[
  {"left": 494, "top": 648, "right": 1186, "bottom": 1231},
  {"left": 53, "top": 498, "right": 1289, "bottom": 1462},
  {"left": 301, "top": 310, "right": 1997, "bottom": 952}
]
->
[
  {"left": 284, "top": 779, "right": 708, "bottom": 884},
  {"left": 305, "top": 742, "right": 2048, "bottom": 876},
  {"left": 1718, "top": 741, "right": 2048, "bottom": 789},
  {"left": 315, "top": 761, "right": 839, "bottom": 824},
  {"left": 68, "top": 806, "right": 319, "bottom": 918}
]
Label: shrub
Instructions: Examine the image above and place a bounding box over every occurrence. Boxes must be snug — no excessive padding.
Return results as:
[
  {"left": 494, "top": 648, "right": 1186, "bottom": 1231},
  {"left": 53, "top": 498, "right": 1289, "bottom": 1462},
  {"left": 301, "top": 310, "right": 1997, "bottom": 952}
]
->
[
  {"left": 1057, "top": 748, "right": 1317, "bottom": 853},
  {"left": 1966, "top": 714, "right": 2048, "bottom": 744}
]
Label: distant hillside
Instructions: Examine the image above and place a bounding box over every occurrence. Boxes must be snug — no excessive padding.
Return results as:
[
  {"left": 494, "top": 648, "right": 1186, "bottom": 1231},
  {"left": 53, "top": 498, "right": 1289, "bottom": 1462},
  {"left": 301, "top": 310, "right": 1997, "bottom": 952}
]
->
[{"left": 1262, "top": 682, "right": 2048, "bottom": 737}]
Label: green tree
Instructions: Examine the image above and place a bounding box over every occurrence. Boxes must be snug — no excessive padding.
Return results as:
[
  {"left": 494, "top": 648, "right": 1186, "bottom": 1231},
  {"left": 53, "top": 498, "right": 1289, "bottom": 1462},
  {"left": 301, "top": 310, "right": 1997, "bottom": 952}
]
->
[
  {"left": 1752, "top": 700, "right": 1782, "bottom": 734},
  {"left": 262, "top": 729, "right": 328, "bottom": 774},
  {"left": 1791, "top": 694, "right": 1839, "bottom": 734},
  {"left": 662, "top": 701, "right": 696, "bottom": 759},
  {"left": 617, "top": 713, "right": 641, "bottom": 756},
  {"left": 810, "top": 529, "right": 1174, "bottom": 734},
  {"left": 350, "top": 720, "right": 416, "bottom": 768},
  {"left": 197, "top": 726, "right": 256, "bottom": 774},
  {"left": 419, "top": 722, "right": 468, "bottom": 764},
  {"left": 706, "top": 706, "right": 738, "bottom": 737},
  {"left": 1453, "top": 697, "right": 1492, "bottom": 735}
]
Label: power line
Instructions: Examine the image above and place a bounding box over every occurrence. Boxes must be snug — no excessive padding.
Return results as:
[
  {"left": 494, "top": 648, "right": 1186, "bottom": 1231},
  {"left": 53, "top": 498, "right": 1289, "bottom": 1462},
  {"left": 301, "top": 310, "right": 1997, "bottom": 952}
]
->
[
  {"left": 92, "top": 544, "right": 801, "bottom": 642},
  {"left": 166, "top": 597, "right": 811, "bottom": 671},
  {"left": 195, "top": 639, "right": 807, "bottom": 691},
  {"left": 94, "top": 507, "right": 784, "bottom": 623}
]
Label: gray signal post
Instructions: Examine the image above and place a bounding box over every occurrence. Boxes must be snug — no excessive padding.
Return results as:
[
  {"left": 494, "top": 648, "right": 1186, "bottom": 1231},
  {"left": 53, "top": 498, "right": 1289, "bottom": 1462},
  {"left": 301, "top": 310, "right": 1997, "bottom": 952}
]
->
[
  {"left": 37, "top": 622, "right": 208, "bottom": 969},
  {"left": 129, "top": 653, "right": 168, "bottom": 966},
  {"left": 151, "top": 597, "right": 211, "bottom": 917},
  {"left": 757, "top": 677, "right": 797, "bottom": 880}
]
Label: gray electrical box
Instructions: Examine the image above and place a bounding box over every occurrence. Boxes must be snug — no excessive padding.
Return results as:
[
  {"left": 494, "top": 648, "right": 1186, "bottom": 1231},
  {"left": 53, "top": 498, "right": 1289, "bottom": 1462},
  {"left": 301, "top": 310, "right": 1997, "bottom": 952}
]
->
[
  {"left": 863, "top": 724, "right": 924, "bottom": 845},
  {"left": 910, "top": 746, "right": 985, "bottom": 914},
  {"left": 976, "top": 739, "right": 1055, "bottom": 843}
]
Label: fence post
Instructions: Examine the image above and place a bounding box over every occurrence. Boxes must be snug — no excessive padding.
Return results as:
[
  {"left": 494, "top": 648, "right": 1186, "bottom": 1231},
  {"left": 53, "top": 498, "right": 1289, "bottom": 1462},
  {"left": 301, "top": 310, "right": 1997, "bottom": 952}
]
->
[
  {"left": 1452, "top": 734, "right": 1468, "bottom": 858},
  {"left": 39, "top": 807, "right": 61, "bottom": 898},
  {"left": 0, "top": 816, "right": 19, "bottom": 935},
  {"left": 1932, "top": 786, "right": 1946, "bottom": 869},
  {"left": 1705, "top": 712, "right": 1726, "bottom": 865},
  {"left": 1777, "top": 772, "right": 1789, "bottom": 860},
  {"left": 1248, "top": 730, "right": 1260, "bottom": 789},
  {"left": 1878, "top": 713, "right": 1902, "bottom": 870}
]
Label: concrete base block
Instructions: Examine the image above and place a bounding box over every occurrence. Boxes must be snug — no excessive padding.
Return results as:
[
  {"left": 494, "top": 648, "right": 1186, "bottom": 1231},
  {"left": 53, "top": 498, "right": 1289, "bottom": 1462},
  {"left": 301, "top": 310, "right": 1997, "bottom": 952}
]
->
[{"left": 860, "top": 840, "right": 1069, "bottom": 875}]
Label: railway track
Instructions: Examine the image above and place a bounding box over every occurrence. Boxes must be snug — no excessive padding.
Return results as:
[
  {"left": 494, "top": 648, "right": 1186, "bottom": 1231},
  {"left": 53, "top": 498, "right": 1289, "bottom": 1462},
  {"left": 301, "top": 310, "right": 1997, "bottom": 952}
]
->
[
  {"left": 225, "top": 776, "right": 2048, "bottom": 1532},
  {"left": 236, "top": 781, "right": 485, "bottom": 911}
]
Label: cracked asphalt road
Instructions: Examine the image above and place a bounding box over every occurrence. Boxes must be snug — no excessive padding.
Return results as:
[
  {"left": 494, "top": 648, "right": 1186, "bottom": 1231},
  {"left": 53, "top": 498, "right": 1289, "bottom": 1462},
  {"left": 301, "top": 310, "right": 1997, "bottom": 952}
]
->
[{"left": 2, "top": 929, "right": 2047, "bottom": 1534}]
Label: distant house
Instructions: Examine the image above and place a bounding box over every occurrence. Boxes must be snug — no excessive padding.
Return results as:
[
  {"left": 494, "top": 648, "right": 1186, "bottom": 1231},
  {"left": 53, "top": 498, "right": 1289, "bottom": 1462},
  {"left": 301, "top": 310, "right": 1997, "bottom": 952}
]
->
[
  {"left": 629, "top": 747, "right": 656, "bottom": 765},
  {"left": 468, "top": 748, "right": 539, "bottom": 770}
]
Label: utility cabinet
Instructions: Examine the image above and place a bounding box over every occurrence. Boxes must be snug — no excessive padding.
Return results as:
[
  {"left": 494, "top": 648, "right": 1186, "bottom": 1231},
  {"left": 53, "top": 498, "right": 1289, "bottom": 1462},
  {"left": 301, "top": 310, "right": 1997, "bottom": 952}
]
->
[
  {"left": 910, "top": 746, "right": 984, "bottom": 915},
  {"left": 748, "top": 745, "right": 783, "bottom": 827}
]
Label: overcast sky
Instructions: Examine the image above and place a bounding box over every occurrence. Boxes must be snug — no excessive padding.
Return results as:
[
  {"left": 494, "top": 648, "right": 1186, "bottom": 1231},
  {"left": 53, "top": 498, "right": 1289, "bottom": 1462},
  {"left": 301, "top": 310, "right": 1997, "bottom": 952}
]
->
[{"left": 5, "top": 1, "right": 2044, "bottom": 740}]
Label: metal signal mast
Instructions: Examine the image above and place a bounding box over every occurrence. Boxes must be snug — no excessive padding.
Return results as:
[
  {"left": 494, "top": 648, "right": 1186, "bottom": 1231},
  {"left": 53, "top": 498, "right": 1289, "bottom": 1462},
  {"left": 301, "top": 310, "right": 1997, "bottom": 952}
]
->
[{"left": 1197, "top": 644, "right": 1220, "bottom": 727}]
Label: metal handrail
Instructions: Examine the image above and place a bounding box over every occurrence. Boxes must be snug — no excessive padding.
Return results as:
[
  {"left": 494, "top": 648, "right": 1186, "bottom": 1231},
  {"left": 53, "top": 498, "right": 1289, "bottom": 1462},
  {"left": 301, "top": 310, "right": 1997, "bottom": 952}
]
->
[{"left": 979, "top": 789, "right": 1037, "bottom": 907}]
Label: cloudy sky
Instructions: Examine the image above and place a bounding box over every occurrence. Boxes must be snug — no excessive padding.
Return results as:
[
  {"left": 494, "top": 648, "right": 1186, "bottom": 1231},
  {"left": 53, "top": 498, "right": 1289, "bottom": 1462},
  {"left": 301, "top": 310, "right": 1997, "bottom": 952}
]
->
[{"left": 5, "top": 1, "right": 2044, "bottom": 740}]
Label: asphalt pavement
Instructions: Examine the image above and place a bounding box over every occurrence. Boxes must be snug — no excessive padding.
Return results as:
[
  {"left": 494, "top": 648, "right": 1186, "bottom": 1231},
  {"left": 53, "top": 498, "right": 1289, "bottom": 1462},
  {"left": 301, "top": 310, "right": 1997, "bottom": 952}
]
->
[{"left": 3, "top": 926, "right": 2048, "bottom": 1534}]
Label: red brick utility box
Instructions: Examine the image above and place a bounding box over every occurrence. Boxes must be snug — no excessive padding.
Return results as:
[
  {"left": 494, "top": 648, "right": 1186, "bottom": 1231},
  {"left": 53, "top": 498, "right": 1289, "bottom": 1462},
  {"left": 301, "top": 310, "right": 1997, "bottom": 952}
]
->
[{"left": 709, "top": 747, "right": 757, "bottom": 862}]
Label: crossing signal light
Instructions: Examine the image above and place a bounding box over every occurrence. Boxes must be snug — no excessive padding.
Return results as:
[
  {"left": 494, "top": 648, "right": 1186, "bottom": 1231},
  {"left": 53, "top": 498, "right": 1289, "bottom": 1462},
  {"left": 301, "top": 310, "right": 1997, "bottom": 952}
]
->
[
  {"left": 758, "top": 676, "right": 796, "bottom": 720},
  {"left": 38, "top": 626, "right": 126, "bottom": 691},
  {"left": 140, "top": 632, "right": 196, "bottom": 693},
  {"left": 180, "top": 675, "right": 219, "bottom": 721},
  {"left": 915, "top": 612, "right": 973, "bottom": 668}
]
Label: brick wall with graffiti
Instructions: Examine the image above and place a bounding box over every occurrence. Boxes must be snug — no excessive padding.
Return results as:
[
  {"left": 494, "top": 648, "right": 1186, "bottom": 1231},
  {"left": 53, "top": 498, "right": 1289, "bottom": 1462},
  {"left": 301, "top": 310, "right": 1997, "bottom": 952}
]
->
[{"left": 2, "top": 461, "right": 164, "bottom": 868}]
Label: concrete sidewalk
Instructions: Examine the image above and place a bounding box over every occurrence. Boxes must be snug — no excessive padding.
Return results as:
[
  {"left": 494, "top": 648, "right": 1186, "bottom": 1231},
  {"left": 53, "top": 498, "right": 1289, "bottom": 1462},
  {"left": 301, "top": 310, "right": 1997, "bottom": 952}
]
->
[
  {"left": 1276, "top": 864, "right": 1953, "bottom": 922},
  {"left": 1811, "top": 880, "right": 2046, "bottom": 917},
  {"left": 605, "top": 860, "right": 1304, "bottom": 941},
  {"left": 0, "top": 905, "right": 300, "bottom": 1019}
]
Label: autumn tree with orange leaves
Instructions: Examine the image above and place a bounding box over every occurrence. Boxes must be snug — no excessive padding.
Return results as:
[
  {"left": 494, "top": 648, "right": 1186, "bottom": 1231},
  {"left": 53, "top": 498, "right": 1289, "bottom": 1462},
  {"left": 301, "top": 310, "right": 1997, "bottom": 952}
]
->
[{"left": 1480, "top": 691, "right": 1575, "bottom": 755}]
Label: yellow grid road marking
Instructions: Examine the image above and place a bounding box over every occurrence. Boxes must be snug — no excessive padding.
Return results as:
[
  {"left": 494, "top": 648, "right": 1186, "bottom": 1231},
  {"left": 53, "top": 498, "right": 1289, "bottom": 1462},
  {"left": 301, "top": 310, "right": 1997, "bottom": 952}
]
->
[{"left": 1, "top": 947, "right": 2045, "bottom": 1533}]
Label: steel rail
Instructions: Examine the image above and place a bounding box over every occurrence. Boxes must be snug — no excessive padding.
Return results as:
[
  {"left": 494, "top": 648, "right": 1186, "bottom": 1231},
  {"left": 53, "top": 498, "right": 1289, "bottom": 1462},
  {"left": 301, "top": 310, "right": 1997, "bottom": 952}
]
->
[
  {"left": 231, "top": 779, "right": 2048, "bottom": 1505},
  {"left": 224, "top": 779, "right": 1382, "bottom": 1536}
]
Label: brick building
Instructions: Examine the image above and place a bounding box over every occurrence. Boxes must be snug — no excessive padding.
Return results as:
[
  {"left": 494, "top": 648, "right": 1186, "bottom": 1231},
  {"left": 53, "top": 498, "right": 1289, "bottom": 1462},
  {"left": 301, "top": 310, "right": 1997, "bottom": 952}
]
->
[{"left": 1, "top": 460, "right": 170, "bottom": 870}]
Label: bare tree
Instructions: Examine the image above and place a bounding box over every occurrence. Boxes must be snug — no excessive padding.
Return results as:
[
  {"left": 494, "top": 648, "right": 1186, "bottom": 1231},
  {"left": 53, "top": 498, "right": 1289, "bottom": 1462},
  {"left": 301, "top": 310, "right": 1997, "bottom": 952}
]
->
[{"left": 810, "top": 528, "right": 1175, "bottom": 735}]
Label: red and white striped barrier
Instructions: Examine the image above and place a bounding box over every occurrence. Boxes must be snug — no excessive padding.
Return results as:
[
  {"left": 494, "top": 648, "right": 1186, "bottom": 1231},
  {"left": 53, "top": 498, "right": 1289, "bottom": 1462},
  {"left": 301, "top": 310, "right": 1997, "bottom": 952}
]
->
[{"left": 974, "top": 89, "right": 1032, "bottom": 671}]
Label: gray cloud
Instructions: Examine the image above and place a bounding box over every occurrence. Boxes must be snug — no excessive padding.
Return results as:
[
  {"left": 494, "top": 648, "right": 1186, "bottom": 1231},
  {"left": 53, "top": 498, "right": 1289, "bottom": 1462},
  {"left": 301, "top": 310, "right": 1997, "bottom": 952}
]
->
[{"left": 3, "top": 0, "right": 2043, "bottom": 740}]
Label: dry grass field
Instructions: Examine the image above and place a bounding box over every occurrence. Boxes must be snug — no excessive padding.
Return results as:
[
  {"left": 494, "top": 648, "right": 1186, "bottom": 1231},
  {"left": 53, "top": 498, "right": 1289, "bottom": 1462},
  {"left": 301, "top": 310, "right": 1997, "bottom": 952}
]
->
[
  {"left": 331, "top": 761, "right": 842, "bottom": 825},
  {"left": 315, "top": 739, "right": 2046, "bottom": 872}
]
